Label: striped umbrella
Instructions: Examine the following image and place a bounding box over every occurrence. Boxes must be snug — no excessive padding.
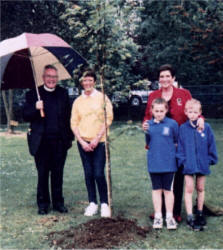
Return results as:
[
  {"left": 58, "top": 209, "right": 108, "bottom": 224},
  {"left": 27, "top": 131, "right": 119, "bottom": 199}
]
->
[{"left": 0, "top": 33, "right": 87, "bottom": 92}]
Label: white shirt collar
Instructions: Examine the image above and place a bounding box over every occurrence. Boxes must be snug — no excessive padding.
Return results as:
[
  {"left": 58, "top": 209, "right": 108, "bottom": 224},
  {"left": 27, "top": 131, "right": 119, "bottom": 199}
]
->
[
  {"left": 82, "top": 88, "right": 98, "bottom": 98},
  {"left": 44, "top": 85, "right": 56, "bottom": 92}
]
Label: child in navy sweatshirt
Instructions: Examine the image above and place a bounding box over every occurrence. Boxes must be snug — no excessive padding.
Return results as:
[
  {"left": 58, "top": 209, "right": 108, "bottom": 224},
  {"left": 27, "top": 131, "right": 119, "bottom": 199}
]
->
[
  {"left": 177, "top": 99, "right": 218, "bottom": 231},
  {"left": 145, "top": 98, "right": 178, "bottom": 230}
]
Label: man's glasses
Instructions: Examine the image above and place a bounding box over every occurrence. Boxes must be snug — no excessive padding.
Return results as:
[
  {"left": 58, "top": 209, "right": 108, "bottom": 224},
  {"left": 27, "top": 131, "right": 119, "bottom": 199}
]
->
[{"left": 44, "top": 75, "right": 58, "bottom": 79}]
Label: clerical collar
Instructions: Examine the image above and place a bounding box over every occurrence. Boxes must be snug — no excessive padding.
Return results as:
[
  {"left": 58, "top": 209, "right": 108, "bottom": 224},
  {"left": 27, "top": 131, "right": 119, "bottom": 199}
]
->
[{"left": 44, "top": 85, "right": 56, "bottom": 92}]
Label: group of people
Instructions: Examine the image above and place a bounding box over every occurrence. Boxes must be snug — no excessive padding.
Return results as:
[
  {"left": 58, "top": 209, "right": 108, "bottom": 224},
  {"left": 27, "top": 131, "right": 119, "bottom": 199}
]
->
[
  {"left": 23, "top": 64, "right": 218, "bottom": 232},
  {"left": 23, "top": 65, "right": 113, "bottom": 217},
  {"left": 143, "top": 64, "right": 218, "bottom": 231}
]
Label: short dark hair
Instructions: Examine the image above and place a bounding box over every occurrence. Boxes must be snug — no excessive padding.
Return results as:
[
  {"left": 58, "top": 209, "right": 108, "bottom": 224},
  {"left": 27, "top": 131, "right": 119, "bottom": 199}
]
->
[
  {"left": 151, "top": 98, "right": 168, "bottom": 110},
  {"left": 44, "top": 64, "right": 58, "bottom": 72},
  {"left": 158, "top": 64, "right": 175, "bottom": 77},
  {"left": 81, "top": 69, "right": 97, "bottom": 82}
]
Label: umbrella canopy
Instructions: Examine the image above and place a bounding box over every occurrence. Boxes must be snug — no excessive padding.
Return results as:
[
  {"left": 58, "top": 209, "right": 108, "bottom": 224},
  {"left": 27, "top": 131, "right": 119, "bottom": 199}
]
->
[{"left": 0, "top": 33, "right": 87, "bottom": 90}]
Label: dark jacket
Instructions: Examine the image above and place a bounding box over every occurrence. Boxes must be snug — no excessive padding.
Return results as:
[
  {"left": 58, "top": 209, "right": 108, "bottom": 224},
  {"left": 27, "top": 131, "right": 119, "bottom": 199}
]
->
[
  {"left": 23, "top": 85, "right": 74, "bottom": 156},
  {"left": 177, "top": 120, "right": 218, "bottom": 175}
]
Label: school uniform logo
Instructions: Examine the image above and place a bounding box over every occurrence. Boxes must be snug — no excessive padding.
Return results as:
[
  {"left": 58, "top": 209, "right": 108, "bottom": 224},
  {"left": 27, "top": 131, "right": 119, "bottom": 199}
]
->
[
  {"left": 163, "top": 127, "right": 170, "bottom": 136},
  {"left": 177, "top": 98, "right": 182, "bottom": 106},
  {"left": 199, "top": 131, "right": 205, "bottom": 137}
]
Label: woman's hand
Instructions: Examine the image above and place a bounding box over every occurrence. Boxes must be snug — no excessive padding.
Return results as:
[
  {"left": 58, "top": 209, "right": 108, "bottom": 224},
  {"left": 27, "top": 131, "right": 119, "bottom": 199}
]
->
[
  {"left": 197, "top": 117, "right": 204, "bottom": 132},
  {"left": 81, "top": 140, "right": 93, "bottom": 152},
  {"left": 90, "top": 137, "right": 100, "bottom": 150}
]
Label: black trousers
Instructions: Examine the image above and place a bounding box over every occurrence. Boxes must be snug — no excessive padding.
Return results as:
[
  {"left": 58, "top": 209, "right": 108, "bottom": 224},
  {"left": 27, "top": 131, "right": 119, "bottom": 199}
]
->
[
  {"left": 34, "top": 136, "right": 67, "bottom": 209},
  {"left": 173, "top": 167, "right": 184, "bottom": 216}
]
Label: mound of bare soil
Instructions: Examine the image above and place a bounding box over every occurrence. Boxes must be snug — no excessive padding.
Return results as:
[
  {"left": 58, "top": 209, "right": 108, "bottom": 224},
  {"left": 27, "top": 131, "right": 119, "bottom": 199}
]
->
[{"left": 48, "top": 217, "right": 151, "bottom": 249}]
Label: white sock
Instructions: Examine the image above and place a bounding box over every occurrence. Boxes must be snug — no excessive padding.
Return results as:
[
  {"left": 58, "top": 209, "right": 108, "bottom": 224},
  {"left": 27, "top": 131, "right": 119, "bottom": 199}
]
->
[
  {"left": 166, "top": 212, "right": 173, "bottom": 219},
  {"left": 155, "top": 212, "right": 162, "bottom": 219}
]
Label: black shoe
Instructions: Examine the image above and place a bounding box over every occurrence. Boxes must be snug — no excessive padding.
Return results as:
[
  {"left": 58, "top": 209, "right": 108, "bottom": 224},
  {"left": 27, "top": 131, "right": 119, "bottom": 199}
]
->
[
  {"left": 187, "top": 218, "right": 203, "bottom": 231},
  {"left": 194, "top": 203, "right": 216, "bottom": 216},
  {"left": 38, "top": 207, "right": 48, "bottom": 215},
  {"left": 196, "top": 213, "right": 207, "bottom": 227},
  {"left": 53, "top": 205, "right": 68, "bottom": 213}
]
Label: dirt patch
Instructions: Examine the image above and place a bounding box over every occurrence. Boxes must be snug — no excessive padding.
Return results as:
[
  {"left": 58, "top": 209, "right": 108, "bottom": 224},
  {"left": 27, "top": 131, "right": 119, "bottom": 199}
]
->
[
  {"left": 36, "top": 215, "right": 68, "bottom": 228},
  {"left": 48, "top": 217, "right": 151, "bottom": 249},
  {"left": 0, "top": 131, "right": 26, "bottom": 138}
]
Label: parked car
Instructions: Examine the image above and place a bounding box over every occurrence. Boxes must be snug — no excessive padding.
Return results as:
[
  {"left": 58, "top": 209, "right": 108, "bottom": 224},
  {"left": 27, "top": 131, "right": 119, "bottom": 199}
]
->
[
  {"left": 112, "top": 80, "right": 159, "bottom": 106},
  {"left": 129, "top": 89, "right": 154, "bottom": 106}
]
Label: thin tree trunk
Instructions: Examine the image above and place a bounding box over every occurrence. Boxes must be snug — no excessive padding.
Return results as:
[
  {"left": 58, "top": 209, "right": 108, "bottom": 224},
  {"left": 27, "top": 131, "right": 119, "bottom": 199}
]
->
[
  {"left": 2, "top": 90, "right": 9, "bottom": 123},
  {"left": 2, "top": 89, "right": 14, "bottom": 133},
  {"left": 9, "top": 89, "right": 13, "bottom": 122},
  {"left": 96, "top": 0, "right": 113, "bottom": 215},
  {"left": 99, "top": 73, "right": 112, "bottom": 215}
]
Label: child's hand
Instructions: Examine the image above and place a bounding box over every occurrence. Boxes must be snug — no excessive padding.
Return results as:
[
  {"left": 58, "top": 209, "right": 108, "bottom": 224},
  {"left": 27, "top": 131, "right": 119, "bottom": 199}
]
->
[{"left": 142, "top": 120, "right": 149, "bottom": 131}]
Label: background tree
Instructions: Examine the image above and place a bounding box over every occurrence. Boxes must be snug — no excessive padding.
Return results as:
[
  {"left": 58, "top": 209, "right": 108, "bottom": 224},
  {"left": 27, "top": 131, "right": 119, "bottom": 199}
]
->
[
  {"left": 135, "top": 0, "right": 223, "bottom": 86},
  {"left": 60, "top": 0, "right": 140, "bottom": 95}
]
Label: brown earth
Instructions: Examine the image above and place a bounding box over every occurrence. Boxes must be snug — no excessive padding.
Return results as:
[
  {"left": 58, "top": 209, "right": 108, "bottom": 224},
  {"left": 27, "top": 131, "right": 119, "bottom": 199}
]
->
[
  {"left": 47, "top": 217, "right": 151, "bottom": 249},
  {"left": 0, "top": 131, "right": 26, "bottom": 138}
]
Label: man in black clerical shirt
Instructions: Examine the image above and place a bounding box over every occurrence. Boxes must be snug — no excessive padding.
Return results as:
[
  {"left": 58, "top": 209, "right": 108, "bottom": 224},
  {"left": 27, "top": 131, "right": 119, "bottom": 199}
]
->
[{"left": 23, "top": 65, "right": 73, "bottom": 215}]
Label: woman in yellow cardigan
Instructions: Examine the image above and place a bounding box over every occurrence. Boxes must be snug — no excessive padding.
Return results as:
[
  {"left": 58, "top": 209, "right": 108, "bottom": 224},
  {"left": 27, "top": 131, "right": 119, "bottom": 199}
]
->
[{"left": 71, "top": 70, "right": 113, "bottom": 217}]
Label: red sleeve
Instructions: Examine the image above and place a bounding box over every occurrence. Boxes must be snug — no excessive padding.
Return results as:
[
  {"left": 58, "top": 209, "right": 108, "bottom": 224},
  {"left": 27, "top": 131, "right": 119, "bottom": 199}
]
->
[
  {"left": 143, "top": 95, "right": 153, "bottom": 122},
  {"left": 185, "top": 88, "right": 192, "bottom": 100}
]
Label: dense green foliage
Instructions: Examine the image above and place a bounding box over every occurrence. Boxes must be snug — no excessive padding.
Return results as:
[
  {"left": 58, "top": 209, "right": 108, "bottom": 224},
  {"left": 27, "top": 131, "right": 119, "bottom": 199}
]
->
[
  {"left": 136, "top": 0, "right": 223, "bottom": 85},
  {"left": 2, "top": 0, "right": 223, "bottom": 90},
  {"left": 1, "top": 0, "right": 69, "bottom": 41},
  {"left": 60, "top": 0, "right": 140, "bottom": 95}
]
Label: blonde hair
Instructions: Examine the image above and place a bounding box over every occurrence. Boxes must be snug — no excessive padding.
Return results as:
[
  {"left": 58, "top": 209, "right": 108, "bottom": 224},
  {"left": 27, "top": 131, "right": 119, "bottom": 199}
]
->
[
  {"left": 185, "top": 99, "right": 202, "bottom": 112},
  {"left": 151, "top": 98, "right": 168, "bottom": 110}
]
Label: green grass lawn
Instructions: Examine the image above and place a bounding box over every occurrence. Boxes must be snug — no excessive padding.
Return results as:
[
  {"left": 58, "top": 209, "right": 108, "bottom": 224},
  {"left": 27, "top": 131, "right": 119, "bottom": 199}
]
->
[{"left": 0, "top": 119, "right": 223, "bottom": 249}]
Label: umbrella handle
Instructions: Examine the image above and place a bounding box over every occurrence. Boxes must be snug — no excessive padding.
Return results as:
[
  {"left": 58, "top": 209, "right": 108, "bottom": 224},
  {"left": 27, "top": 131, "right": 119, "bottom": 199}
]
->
[{"left": 40, "top": 109, "right": 45, "bottom": 117}]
